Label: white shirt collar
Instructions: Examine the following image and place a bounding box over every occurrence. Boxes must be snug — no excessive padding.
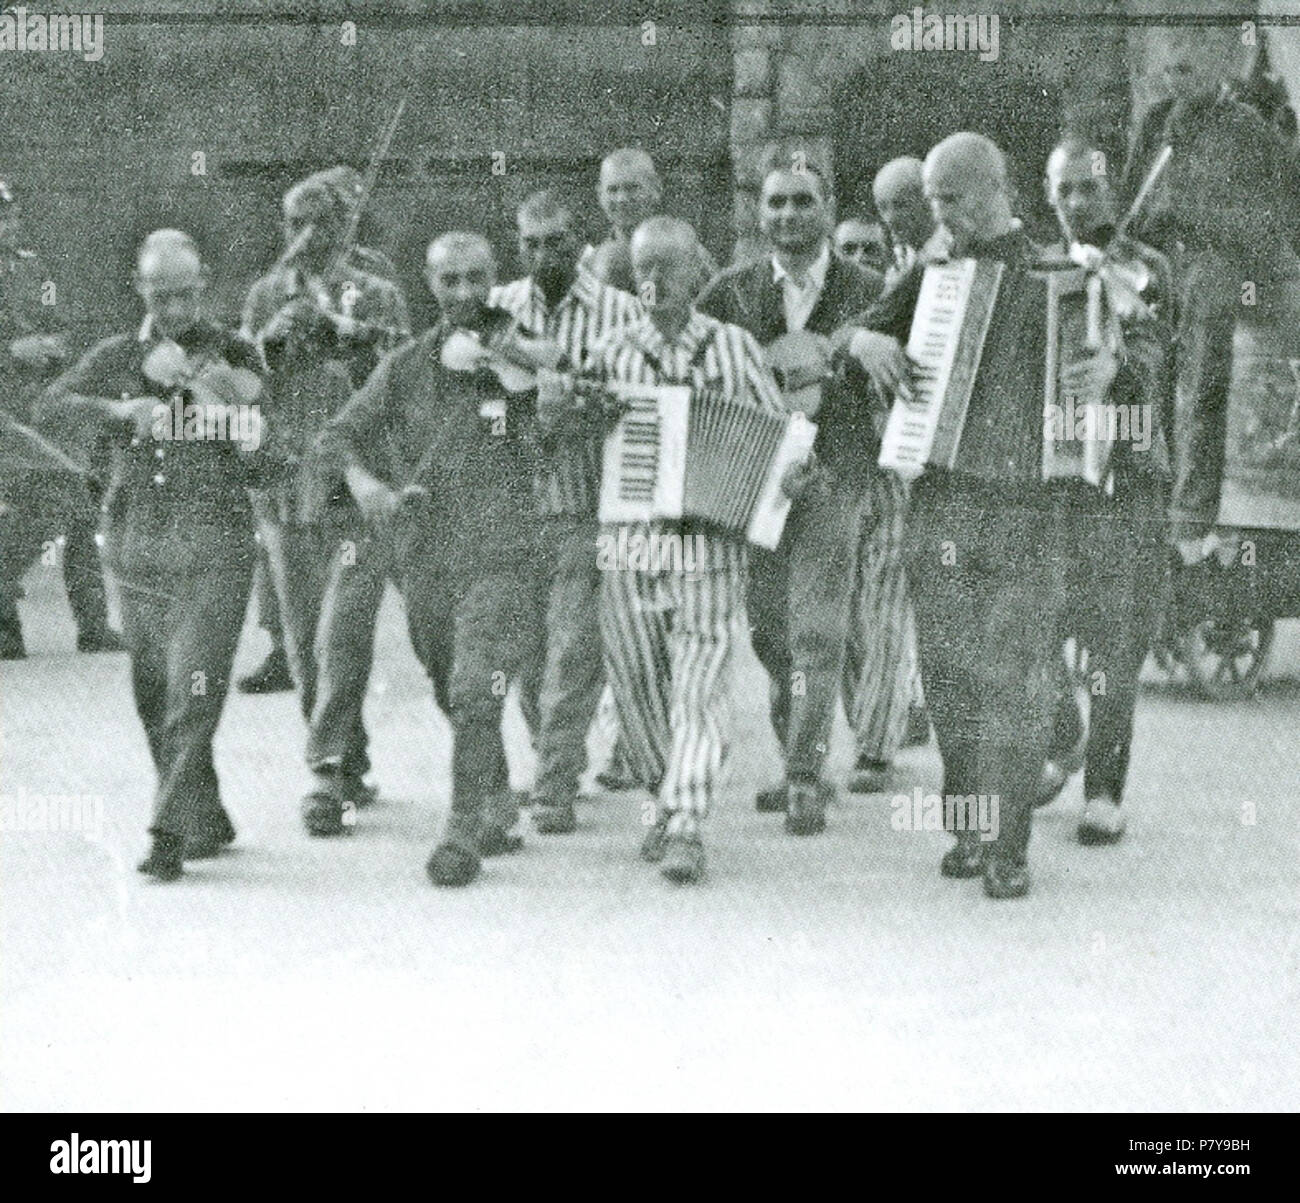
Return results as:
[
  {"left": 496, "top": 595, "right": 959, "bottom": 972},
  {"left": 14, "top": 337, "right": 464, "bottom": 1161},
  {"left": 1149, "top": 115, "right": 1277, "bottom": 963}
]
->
[{"left": 771, "top": 242, "right": 831, "bottom": 291}]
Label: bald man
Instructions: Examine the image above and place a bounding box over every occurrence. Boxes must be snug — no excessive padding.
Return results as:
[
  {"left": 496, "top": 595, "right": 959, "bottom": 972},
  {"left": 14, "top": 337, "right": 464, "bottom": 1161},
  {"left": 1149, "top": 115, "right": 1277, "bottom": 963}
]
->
[
  {"left": 871, "top": 157, "right": 946, "bottom": 287},
  {"left": 1037, "top": 136, "right": 1174, "bottom": 843},
  {"left": 838, "top": 132, "right": 1069, "bottom": 899},
  {"left": 490, "top": 189, "right": 641, "bottom": 839},
  {"left": 321, "top": 232, "right": 547, "bottom": 886},
  {"left": 581, "top": 148, "right": 717, "bottom": 295},
  {"left": 40, "top": 233, "right": 273, "bottom": 881},
  {"left": 584, "top": 215, "right": 791, "bottom": 882}
]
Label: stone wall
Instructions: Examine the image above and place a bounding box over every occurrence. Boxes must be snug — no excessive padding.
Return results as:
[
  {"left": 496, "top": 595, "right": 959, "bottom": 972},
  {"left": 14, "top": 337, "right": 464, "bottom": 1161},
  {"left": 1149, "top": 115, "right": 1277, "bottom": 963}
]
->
[{"left": 726, "top": 0, "right": 1255, "bottom": 260}]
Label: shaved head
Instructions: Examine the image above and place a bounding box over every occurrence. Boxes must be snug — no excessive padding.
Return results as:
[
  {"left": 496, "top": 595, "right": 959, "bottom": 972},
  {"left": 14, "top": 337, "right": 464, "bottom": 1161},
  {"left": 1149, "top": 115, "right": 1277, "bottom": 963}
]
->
[
  {"left": 137, "top": 230, "right": 202, "bottom": 280},
  {"left": 425, "top": 231, "right": 495, "bottom": 274},
  {"left": 873, "top": 156, "right": 924, "bottom": 200},
  {"left": 598, "top": 147, "right": 662, "bottom": 237},
  {"left": 925, "top": 132, "right": 1009, "bottom": 191},
  {"left": 872, "top": 155, "right": 932, "bottom": 251},
  {"left": 631, "top": 215, "right": 697, "bottom": 260},
  {"left": 922, "top": 132, "right": 1016, "bottom": 252},
  {"left": 135, "top": 228, "right": 205, "bottom": 338},
  {"left": 600, "top": 147, "right": 658, "bottom": 187}
]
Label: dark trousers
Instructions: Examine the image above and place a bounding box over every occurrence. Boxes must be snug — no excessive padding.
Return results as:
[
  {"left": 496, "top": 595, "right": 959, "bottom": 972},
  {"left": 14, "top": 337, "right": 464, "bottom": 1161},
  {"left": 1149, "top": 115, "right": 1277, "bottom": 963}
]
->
[
  {"left": 905, "top": 475, "right": 1068, "bottom": 865},
  {"left": 399, "top": 555, "right": 547, "bottom": 821},
  {"left": 251, "top": 540, "right": 284, "bottom": 653},
  {"left": 748, "top": 479, "right": 863, "bottom": 784},
  {"left": 1058, "top": 475, "right": 1168, "bottom": 803},
  {"left": 114, "top": 560, "right": 252, "bottom": 839},
  {"left": 0, "top": 475, "right": 111, "bottom": 646},
  {"left": 531, "top": 514, "right": 604, "bottom": 804},
  {"left": 256, "top": 501, "right": 381, "bottom": 779}
]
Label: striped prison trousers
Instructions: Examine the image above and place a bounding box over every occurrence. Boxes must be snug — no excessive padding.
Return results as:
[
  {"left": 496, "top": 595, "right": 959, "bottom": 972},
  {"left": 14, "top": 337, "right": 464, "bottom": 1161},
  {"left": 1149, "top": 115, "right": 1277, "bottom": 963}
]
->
[{"left": 598, "top": 542, "right": 745, "bottom": 825}]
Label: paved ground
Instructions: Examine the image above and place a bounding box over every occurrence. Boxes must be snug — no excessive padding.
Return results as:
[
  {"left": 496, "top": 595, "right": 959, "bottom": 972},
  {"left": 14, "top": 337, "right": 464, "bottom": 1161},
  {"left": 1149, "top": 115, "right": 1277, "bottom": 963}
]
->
[{"left": 2, "top": 567, "right": 1299, "bottom": 1112}]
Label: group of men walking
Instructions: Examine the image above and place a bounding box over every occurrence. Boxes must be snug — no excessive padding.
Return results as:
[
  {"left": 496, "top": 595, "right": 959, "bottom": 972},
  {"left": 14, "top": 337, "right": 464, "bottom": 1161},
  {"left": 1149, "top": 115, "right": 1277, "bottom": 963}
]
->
[{"left": 8, "top": 35, "right": 1282, "bottom": 896}]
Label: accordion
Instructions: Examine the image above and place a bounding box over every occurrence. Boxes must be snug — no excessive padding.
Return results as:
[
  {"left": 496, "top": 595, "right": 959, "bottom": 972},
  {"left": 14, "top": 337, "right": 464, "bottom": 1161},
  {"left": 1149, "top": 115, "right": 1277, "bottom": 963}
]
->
[
  {"left": 877, "top": 258, "right": 1109, "bottom": 485},
  {"left": 597, "top": 381, "right": 817, "bottom": 550}
]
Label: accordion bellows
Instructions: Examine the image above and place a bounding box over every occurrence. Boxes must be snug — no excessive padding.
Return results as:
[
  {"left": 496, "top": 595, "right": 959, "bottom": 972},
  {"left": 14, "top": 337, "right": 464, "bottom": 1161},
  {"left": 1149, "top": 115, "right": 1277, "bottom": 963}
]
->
[{"left": 598, "top": 381, "right": 817, "bottom": 550}]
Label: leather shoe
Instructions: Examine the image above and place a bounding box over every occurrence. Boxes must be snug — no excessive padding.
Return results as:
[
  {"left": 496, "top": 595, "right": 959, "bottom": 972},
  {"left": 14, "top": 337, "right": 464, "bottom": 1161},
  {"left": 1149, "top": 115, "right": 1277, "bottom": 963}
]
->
[
  {"left": 983, "top": 857, "right": 1030, "bottom": 899},
  {"left": 184, "top": 810, "right": 237, "bottom": 859},
  {"left": 785, "top": 780, "right": 831, "bottom": 836},
  {"left": 846, "top": 756, "right": 891, "bottom": 794},
  {"left": 301, "top": 786, "right": 350, "bottom": 837},
  {"left": 237, "top": 648, "right": 294, "bottom": 694},
  {"left": 660, "top": 833, "right": 705, "bottom": 883},
  {"left": 532, "top": 798, "right": 577, "bottom": 834},
  {"left": 755, "top": 781, "right": 787, "bottom": 813},
  {"left": 137, "top": 832, "right": 184, "bottom": 881},
  {"left": 426, "top": 840, "right": 481, "bottom": 887},
  {"left": 940, "top": 836, "right": 986, "bottom": 878}
]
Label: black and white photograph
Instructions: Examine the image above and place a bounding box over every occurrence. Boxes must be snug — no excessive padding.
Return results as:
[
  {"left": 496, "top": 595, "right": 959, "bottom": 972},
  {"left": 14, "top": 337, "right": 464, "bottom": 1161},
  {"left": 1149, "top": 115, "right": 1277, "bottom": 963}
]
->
[{"left": 1, "top": 0, "right": 1297, "bottom": 1137}]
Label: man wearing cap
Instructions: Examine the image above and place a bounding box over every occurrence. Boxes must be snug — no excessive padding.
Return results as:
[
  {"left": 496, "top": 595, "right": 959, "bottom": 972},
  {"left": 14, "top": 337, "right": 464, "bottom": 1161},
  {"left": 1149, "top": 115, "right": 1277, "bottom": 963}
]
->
[{"left": 241, "top": 168, "right": 411, "bottom": 835}]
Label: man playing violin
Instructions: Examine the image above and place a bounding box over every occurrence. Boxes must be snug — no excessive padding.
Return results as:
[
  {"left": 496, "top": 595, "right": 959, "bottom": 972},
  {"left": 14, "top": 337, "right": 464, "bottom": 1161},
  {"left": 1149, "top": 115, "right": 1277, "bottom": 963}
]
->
[
  {"left": 241, "top": 169, "right": 411, "bottom": 837},
  {"left": 319, "top": 232, "right": 547, "bottom": 886},
  {"left": 697, "top": 153, "right": 884, "bottom": 836},
  {"left": 489, "top": 190, "right": 640, "bottom": 839},
  {"left": 1035, "top": 136, "right": 1174, "bottom": 845},
  {"left": 39, "top": 230, "right": 272, "bottom": 881}
]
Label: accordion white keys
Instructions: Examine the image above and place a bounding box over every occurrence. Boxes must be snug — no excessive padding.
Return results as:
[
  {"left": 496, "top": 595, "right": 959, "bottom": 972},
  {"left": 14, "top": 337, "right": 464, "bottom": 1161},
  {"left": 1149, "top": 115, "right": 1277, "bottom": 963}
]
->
[
  {"left": 878, "top": 258, "right": 1003, "bottom": 477},
  {"left": 598, "top": 381, "right": 817, "bottom": 550}
]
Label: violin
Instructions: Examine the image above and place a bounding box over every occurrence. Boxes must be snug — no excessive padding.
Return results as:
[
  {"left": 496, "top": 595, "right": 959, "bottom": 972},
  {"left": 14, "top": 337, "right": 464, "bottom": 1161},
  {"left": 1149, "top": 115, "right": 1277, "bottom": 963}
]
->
[
  {"left": 439, "top": 324, "right": 565, "bottom": 392},
  {"left": 142, "top": 339, "right": 264, "bottom": 410},
  {"left": 764, "top": 330, "right": 834, "bottom": 417}
]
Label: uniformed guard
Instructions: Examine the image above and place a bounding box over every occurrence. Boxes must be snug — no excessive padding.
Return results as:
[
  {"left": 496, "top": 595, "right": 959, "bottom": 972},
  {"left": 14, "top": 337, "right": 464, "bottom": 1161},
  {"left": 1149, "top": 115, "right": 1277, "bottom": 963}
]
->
[
  {"left": 39, "top": 230, "right": 273, "bottom": 881},
  {"left": 0, "top": 173, "right": 118, "bottom": 658}
]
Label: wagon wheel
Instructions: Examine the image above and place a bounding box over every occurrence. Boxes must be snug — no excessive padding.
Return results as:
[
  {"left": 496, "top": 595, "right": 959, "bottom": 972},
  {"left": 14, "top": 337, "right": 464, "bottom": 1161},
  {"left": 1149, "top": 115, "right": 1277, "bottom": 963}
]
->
[{"left": 1179, "top": 616, "right": 1275, "bottom": 701}]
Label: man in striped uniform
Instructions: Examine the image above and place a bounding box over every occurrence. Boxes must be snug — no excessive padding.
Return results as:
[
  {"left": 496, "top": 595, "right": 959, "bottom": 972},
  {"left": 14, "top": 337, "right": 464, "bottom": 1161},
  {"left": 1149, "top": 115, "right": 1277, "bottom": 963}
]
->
[
  {"left": 489, "top": 190, "right": 640, "bottom": 837},
  {"left": 582, "top": 215, "right": 800, "bottom": 883}
]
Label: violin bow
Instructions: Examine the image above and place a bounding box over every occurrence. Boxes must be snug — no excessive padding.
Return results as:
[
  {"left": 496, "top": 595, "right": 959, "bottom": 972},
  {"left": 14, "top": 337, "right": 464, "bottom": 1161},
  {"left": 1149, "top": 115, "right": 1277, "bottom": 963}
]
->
[{"left": 323, "top": 87, "right": 411, "bottom": 286}]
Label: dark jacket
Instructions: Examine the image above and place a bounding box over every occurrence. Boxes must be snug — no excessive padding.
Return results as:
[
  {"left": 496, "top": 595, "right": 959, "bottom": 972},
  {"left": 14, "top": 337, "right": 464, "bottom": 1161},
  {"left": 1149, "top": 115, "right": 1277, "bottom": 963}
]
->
[
  {"left": 861, "top": 228, "right": 1056, "bottom": 489},
  {"left": 319, "top": 314, "right": 541, "bottom": 576},
  {"left": 697, "top": 249, "right": 885, "bottom": 487},
  {"left": 39, "top": 320, "right": 269, "bottom": 577}
]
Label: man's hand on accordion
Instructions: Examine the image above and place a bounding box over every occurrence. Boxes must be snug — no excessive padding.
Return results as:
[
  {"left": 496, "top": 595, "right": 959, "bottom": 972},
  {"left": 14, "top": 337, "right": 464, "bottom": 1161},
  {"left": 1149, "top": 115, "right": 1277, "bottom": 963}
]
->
[
  {"left": 838, "top": 329, "right": 917, "bottom": 404},
  {"left": 1060, "top": 346, "right": 1119, "bottom": 408},
  {"left": 779, "top": 453, "right": 822, "bottom": 502}
]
